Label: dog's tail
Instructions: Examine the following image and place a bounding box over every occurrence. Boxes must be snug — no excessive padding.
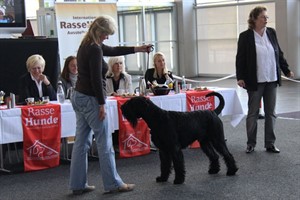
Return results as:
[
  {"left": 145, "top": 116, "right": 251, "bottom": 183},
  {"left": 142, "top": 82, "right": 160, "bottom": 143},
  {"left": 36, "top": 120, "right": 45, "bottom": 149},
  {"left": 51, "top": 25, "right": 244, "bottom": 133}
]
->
[{"left": 206, "top": 92, "right": 225, "bottom": 115}]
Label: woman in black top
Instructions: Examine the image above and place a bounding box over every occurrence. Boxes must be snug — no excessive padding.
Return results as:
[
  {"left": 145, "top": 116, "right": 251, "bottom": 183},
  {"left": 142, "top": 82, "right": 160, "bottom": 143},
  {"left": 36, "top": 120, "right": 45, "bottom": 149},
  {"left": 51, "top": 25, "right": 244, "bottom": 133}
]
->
[
  {"left": 69, "top": 15, "right": 153, "bottom": 195},
  {"left": 236, "top": 6, "right": 294, "bottom": 154},
  {"left": 18, "top": 54, "right": 56, "bottom": 104},
  {"left": 145, "top": 52, "right": 173, "bottom": 88}
]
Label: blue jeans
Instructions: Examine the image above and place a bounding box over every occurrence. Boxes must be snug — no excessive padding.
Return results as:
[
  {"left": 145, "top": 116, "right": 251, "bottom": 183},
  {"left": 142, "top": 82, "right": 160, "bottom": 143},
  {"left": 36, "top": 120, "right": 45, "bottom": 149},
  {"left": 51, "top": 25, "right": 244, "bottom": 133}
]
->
[{"left": 69, "top": 90, "right": 124, "bottom": 191}]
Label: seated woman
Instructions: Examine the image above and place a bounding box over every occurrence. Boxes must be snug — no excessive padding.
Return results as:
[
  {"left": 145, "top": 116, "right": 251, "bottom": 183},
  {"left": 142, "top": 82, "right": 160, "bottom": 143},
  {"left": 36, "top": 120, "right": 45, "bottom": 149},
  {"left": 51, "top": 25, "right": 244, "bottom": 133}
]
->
[
  {"left": 106, "top": 56, "right": 133, "bottom": 96},
  {"left": 18, "top": 54, "right": 56, "bottom": 104},
  {"left": 145, "top": 52, "right": 173, "bottom": 88},
  {"left": 106, "top": 56, "right": 133, "bottom": 148},
  {"left": 58, "top": 56, "right": 78, "bottom": 98}
]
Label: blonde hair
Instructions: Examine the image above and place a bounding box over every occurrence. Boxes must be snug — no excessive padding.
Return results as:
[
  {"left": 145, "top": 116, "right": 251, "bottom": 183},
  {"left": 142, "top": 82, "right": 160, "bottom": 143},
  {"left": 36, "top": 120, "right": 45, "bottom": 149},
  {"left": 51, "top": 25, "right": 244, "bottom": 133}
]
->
[
  {"left": 26, "top": 54, "right": 45, "bottom": 72},
  {"left": 81, "top": 15, "right": 117, "bottom": 45},
  {"left": 106, "top": 56, "right": 127, "bottom": 77},
  {"left": 153, "top": 52, "right": 169, "bottom": 79}
]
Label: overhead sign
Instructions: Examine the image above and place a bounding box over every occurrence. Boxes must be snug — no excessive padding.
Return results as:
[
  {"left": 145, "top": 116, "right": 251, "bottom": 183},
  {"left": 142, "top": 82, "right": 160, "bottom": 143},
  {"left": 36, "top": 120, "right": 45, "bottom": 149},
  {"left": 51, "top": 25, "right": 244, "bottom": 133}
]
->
[{"left": 55, "top": 3, "right": 118, "bottom": 71}]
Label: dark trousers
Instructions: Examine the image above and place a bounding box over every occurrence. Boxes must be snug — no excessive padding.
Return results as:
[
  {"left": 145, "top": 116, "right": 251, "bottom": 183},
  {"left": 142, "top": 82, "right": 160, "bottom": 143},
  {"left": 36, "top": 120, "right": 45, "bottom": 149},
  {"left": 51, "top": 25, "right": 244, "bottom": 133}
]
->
[{"left": 246, "top": 82, "right": 277, "bottom": 148}]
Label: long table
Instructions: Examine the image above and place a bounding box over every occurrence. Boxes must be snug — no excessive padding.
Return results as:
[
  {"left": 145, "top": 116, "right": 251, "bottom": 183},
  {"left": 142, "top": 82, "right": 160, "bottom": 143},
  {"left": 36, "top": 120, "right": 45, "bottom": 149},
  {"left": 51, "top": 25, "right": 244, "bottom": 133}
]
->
[
  {"left": 150, "top": 88, "right": 245, "bottom": 127},
  {"left": 0, "top": 88, "right": 244, "bottom": 171},
  {"left": 0, "top": 100, "right": 117, "bottom": 144}
]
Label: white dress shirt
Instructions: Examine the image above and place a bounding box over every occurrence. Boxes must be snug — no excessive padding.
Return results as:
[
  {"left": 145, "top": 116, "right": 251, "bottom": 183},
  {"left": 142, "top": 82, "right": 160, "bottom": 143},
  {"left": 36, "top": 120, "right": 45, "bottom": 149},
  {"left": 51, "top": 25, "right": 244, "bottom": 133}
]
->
[
  {"left": 30, "top": 74, "right": 43, "bottom": 97},
  {"left": 254, "top": 28, "right": 277, "bottom": 83}
]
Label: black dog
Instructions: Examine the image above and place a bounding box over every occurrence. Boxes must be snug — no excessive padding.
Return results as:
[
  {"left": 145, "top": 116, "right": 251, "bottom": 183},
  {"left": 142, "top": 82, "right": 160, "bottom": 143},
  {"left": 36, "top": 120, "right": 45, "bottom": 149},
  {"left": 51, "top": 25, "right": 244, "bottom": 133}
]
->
[{"left": 121, "top": 92, "right": 238, "bottom": 184}]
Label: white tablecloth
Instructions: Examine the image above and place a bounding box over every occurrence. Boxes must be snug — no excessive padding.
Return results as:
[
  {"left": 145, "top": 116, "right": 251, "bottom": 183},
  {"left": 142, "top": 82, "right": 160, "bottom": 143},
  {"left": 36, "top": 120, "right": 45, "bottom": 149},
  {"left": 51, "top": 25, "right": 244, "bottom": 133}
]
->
[
  {"left": 0, "top": 99, "right": 117, "bottom": 144},
  {"left": 0, "top": 88, "right": 244, "bottom": 145},
  {"left": 210, "top": 88, "right": 245, "bottom": 127}
]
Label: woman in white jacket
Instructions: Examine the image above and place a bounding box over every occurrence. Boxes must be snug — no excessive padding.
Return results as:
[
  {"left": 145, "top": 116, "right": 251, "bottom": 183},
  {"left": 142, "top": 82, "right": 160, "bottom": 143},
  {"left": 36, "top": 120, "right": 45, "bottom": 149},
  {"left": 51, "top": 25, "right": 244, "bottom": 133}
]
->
[{"left": 106, "top": 56, "right": 133, "bottom": 96}]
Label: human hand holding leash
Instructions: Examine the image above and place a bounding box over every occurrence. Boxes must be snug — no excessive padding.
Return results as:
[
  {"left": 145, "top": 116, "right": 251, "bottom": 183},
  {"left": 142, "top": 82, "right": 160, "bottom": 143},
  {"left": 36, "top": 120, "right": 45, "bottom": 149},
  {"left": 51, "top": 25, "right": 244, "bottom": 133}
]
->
[{"left": 134, "top": 44, "right": 154, "bottom": 53}]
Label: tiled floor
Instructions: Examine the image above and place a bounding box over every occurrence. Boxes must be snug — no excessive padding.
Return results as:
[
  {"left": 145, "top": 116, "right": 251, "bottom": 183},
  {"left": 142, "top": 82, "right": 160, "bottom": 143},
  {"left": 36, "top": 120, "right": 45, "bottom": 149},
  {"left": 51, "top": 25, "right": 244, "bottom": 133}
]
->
[{"left": 1, "top": 78, "right": 299, "bottom": 200}]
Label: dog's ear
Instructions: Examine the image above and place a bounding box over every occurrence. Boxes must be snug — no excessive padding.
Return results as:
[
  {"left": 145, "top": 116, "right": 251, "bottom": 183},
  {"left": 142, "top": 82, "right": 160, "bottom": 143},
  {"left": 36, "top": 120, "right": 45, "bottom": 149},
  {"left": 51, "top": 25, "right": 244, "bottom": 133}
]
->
[
  {"left": 143, "top": 97, "right": 152, "bottom": 107},
  {"left": 121, "top": 101, "right": 138, "bottom": 127}
]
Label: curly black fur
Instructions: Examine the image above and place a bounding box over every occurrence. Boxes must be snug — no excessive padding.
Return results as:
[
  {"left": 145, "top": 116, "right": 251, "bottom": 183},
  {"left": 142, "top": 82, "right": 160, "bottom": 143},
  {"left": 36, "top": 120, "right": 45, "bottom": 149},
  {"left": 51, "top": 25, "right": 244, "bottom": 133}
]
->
[{"left": 121, "top": 92, "right": 238, "bottom": 184}]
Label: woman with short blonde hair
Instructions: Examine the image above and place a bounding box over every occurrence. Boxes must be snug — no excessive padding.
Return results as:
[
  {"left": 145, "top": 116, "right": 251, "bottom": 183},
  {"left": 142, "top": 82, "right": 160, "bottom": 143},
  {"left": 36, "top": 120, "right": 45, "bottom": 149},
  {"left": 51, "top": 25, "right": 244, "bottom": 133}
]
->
[
  {"left": 26, "top": 54, "right": 46, "bottom": 72},
  {"left": 18, "top": 54, "right": 56, "bottom": 104},
  {"left": 106, "top": 56, "right": 133, "bottom": 96}
]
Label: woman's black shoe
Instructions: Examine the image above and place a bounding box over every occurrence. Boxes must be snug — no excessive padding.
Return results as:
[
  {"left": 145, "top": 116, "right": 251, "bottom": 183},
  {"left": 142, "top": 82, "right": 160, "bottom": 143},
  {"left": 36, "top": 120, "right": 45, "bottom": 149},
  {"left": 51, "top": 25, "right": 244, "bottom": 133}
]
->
[
  {"left": 246, "top": 146, "right": 254, "bottom": 153},
  {"left": 266, "top": 145, "right": 280, "bottom": 153}
]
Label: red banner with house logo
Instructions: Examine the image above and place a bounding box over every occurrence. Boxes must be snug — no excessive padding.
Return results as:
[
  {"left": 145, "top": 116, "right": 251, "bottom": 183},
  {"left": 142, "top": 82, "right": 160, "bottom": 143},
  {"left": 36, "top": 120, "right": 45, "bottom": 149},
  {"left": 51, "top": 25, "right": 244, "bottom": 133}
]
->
[
  {"left": 116, "top": 97, "right": 150, "bottom": 158},
  {"left": 21, "top": 104, "right": 61, "bottom": 172},
  {"left": 186, "top": 90, "right": 215, "bottom": 148}
]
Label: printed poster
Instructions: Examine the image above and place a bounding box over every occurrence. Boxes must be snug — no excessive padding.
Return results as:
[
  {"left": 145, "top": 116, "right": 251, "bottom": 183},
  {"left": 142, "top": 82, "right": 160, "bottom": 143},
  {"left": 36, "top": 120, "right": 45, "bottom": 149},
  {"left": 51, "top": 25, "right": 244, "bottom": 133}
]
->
[
  {"left": 185, "top": 90, "right": 215, "bottom": 148},
  {"left": 21, "top": 104, "right": 61, "bottom": 172},
  {"left": 55, "top": 3, "right": 118, "bottom": 71},
  {"left": 116, "top": 97, "right": 150, "bottom": 158}
]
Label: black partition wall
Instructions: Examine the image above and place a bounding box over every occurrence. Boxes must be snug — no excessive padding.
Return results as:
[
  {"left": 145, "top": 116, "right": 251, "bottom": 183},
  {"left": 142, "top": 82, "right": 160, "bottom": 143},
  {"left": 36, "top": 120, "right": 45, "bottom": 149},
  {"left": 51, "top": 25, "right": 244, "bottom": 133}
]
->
[{"left": 0, "top": 38, "right": 60, "bottom": 97}]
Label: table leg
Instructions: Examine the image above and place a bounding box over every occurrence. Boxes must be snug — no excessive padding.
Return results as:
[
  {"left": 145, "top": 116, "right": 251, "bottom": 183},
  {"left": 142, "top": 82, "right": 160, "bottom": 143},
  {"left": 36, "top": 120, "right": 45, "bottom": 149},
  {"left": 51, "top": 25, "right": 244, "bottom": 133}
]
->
[
  {"left": 0, "top": 144, "right": 11, "bottom": 173},
  {"left": 61, "top": 138, "right": 71, "bottom": 161}
]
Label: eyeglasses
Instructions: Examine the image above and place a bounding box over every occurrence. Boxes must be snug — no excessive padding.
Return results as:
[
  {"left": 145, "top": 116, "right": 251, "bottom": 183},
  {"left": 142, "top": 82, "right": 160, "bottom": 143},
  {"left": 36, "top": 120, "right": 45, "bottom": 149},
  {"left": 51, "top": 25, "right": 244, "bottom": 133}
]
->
[{"left": 259, "top": 15, "right": 269, "bottom": 20}]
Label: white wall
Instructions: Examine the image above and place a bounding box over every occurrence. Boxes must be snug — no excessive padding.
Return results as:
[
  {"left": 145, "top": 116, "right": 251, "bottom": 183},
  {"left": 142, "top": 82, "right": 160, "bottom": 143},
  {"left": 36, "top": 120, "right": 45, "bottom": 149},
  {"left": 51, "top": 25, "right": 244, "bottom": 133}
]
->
[
  {"left": 275, "top": 0, "right": 300, "bottom": 78},
  {"left": 177, "top": 0, "right": 300, "bottom": 79},
  {"left": 176, "top": 0, "right": 198, "bottom": 77},
  {"left": 30, "top": 0, "right": 300, "bottom": 78}
]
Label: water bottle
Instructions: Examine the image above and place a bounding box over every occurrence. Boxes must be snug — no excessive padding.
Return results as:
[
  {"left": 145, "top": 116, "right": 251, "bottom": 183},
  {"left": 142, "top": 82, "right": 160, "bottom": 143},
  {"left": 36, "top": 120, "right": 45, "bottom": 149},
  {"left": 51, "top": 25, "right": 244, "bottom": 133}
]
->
[
  {"left": 182, "top": 75, "right": 186, "bottom": 91},
  {"left": 57, "top": 81, "right": 65, "bottom": 104},
  {"left": 175, "top": 80, "right": 180, "bottom": 94},
  {"left": 10, "top": 93, "right": 15, "bottom": 108},
  {"left": 139, "top": 77, "right": 147, "bottom": 96}
]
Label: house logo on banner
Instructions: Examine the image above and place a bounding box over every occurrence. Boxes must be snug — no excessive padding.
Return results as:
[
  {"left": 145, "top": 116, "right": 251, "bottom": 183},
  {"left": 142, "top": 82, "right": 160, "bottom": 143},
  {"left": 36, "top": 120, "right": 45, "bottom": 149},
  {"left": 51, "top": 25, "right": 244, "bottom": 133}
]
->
[
  {"left": 122, "top": 134, "right": 148, "bottom": 152},
  {"left": 27, "top": 140, "right": 59, "bottom": 161},
  {"left": 21, "top": 104, "right": 61, "bottom": 171},
  {"left": 116, "top": 97, "right": 150, "bottom": 157}
]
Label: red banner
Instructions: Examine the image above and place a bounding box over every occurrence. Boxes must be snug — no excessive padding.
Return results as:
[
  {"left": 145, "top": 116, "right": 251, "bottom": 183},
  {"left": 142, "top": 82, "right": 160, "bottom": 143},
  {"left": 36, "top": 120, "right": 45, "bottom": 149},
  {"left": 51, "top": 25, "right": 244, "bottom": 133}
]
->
[
  {"left": 116, "top": 97, "right": 150, "bottom": 158},
  {"left": 21, "top": 104, "right": 61, "bottom": 172},
  {"left": 186, "top": 90, "right": 215, "bottom": 148}
]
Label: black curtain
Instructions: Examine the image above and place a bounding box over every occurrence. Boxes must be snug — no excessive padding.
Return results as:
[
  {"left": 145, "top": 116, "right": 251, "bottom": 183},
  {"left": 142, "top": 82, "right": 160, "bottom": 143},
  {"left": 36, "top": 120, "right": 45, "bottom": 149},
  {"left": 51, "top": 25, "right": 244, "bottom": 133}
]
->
[{"left": 0, "top": 38, "right": 60, "bottom": 97}]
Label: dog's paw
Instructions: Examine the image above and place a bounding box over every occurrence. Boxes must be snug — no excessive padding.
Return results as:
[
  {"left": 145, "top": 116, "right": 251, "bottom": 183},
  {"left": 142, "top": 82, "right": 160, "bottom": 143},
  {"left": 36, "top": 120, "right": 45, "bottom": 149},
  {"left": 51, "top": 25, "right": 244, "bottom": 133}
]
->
[
  {"left": 208, "top": 168, "right": 220, "bottom": 174},
  {"left": 226, "top": 167, "right": 238, "bottom": 176},
  {"left": 156, "top": 176, "right": 168, "bottom": 182},
  {"left": 173, "top": 178, "right": 184, "bottom": 184}
]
